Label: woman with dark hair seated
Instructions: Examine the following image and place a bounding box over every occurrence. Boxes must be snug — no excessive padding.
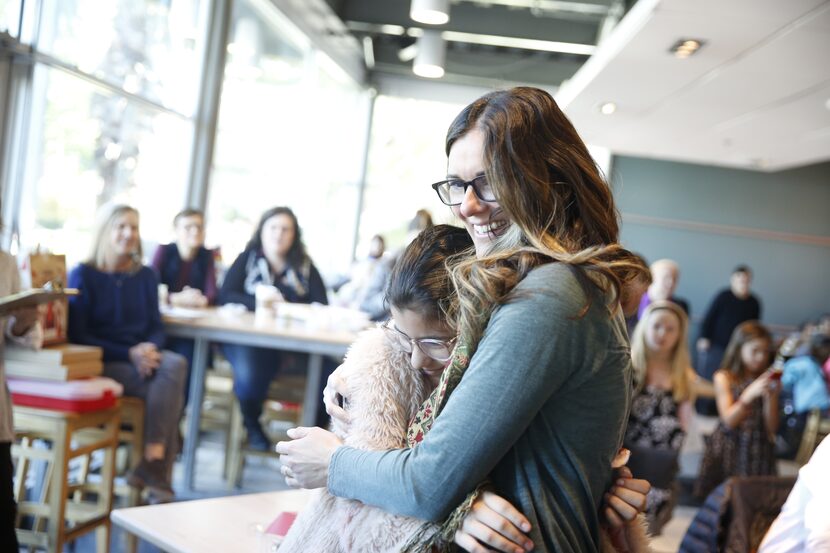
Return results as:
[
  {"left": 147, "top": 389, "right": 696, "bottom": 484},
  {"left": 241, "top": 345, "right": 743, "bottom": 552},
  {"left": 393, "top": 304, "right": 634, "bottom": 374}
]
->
[{"left": 218, "top": 206, "right": 328, "bottom": 451}]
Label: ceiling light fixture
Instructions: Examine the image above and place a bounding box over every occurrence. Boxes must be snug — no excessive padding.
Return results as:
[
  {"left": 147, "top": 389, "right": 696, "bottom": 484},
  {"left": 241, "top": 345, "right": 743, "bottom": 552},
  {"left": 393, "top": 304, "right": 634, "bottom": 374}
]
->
[
  {"left": 670, "top": 38, "right": 705, "bottom": 58},
  {"left": 410, "top": 0, "right": 450, "bottom": 25},
  {"left": 413, "top": 30, "right": 446, "bottom": 78},
  {"left": 599, "top": 102, "right": 616, "bottom": 115}
]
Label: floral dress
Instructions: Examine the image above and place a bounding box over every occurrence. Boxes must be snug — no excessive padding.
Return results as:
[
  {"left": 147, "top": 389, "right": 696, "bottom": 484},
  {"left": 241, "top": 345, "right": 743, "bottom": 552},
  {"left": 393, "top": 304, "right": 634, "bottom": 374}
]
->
[
  {"left": 624, "top": 385, "right": 685, "bottom": 527},
  {"left": 694, "top": 374, "right": 777, "bottom": 499}
]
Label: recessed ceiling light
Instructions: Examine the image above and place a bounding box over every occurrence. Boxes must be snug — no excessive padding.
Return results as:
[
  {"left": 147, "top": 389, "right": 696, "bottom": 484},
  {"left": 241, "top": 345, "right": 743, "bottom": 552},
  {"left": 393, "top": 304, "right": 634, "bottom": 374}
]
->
[
  {"left": 599, "top": 102, "right": 617, "bottom": 115},
  {"left": 825, "top": 98, "right": 830, "bottom": 111},
  {"left": 670, "top": 38, "right": 705, "bottom": 58}
]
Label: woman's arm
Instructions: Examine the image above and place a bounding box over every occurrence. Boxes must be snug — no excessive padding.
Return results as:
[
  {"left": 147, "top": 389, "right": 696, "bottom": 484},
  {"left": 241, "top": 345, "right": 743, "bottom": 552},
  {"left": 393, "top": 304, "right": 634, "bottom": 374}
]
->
[
  {"left": 67, "top": 266, "right": 132, "bottom": 361},
  {"left": 287, "top": 265, "right": 623, "bottom": 521},
  {"left": 142, "top": 267, "right": 165, "bottom": 349},
  {"left": 217, "top": 252, "right": 255, "bottom": 310},
  {"left": 307, "top": 263, "right": 329, "bottom": 305}
]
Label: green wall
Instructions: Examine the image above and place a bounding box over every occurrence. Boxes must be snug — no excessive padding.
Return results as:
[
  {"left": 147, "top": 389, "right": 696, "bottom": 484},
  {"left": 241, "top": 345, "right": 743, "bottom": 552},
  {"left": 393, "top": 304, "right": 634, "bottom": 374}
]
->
[{"left": 611, "top": 156, "right": 830, "bottom": 332}]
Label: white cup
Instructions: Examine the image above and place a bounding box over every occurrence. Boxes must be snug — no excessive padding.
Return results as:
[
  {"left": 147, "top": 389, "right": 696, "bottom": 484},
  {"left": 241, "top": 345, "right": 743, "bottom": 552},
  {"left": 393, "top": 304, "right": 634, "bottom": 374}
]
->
[
  {"left": 157, "top": 283, "right": 169, "bottom": 306},
  {"left": 255, "top": 284, "right": 282, "bottom": 312}
]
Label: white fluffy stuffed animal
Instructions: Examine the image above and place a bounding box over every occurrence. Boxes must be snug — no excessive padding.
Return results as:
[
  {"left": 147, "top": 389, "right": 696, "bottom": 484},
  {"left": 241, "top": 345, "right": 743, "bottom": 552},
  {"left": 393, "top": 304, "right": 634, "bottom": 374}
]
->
[{"left": 278, "top": 327, "right": 435, "bottom": 553}]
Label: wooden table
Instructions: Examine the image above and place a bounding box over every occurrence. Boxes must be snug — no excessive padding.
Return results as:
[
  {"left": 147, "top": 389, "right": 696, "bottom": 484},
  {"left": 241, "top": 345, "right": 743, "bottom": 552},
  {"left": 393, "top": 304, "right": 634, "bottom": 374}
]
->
[
  {"left": 111, "top": 489, "right": 313, "bottom": 553},
  {"left": 163, "top": 306, "right": 360, "bottom": 491}
]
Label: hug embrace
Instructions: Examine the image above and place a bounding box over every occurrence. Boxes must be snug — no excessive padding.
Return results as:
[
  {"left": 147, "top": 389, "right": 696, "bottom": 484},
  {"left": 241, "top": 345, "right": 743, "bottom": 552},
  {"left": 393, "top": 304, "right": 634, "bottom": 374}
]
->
[{"left": 277, "top": 87, "right": 652, "bottom": 553}]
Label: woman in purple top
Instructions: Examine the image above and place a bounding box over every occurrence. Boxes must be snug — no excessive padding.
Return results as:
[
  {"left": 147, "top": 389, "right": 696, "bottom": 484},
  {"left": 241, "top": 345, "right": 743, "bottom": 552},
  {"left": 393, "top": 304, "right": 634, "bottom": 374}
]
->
[{"left": 68, "top": 205, "right": 186, "bottom": 503}]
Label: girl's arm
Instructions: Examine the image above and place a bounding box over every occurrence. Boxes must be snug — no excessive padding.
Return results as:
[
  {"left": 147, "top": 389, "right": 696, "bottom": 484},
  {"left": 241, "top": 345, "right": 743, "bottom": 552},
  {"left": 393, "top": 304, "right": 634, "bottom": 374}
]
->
[{"left": 715, "top": 370, "right": 772, "bottom": 429}]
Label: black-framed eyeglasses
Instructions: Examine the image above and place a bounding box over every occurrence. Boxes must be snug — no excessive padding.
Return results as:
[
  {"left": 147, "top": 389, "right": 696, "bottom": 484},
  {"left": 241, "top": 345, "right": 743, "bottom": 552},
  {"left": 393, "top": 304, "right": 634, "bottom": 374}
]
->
[
  {"left": 381, "top": 319, "right": 458, "bottom": 363},
  {"left": 431, "top": 175, "right": 496, "bottom": 206}
]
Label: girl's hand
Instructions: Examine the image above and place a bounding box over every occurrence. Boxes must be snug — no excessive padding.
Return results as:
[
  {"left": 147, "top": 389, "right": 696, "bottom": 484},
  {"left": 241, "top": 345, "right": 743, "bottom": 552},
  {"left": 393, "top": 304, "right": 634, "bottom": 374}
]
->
[
  {"left": 603, "top": 449, "right": 650, "bottom": 527},
  {"left": 740, "top": 371, "right": 771, "bottom": 403},
  {"left": 322, "top": 365, "right": 350, "bottom": 427},
  {"left": 454, "top": 491, "right": 533, "bottom": 553},
  {"left": 275, "top": 426, "right": 343, "bottom": 489},
  {"left": 603, "top": 466, "right": 650, "bottom": 527}
]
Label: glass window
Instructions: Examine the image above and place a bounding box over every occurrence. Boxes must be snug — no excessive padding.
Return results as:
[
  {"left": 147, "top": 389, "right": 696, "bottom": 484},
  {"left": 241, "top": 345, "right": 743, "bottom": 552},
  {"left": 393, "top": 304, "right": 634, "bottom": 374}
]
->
[
  {"left": 207, "top": 0, "right": 370, "bottom": 280},
  {"left": 0, "top": 0, "right": 20, "bottom": 36},
  {"left": 357, "top": 95, "right": 463, "bottom": 253},
  {"left": 17, "top": 66, "right": 192, "bottom": 266},
  {"left": 36, "top": 0, "right": 208, "bottom": 115}
]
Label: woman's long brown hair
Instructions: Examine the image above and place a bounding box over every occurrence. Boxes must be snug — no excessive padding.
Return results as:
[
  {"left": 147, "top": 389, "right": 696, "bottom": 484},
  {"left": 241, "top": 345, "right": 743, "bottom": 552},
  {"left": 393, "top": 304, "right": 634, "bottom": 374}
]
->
[{"left": 446, "top": 87, "right": 647, "bottom": 352}]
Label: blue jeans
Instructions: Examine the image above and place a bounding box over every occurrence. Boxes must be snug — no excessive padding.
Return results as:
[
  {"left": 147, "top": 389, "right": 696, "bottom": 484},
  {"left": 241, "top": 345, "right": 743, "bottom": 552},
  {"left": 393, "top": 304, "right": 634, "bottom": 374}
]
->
[
  {"left": 220, "top": 344, "right": 282, "bottom": 435},
  {"left": 221, "top": 344, "right": 337, "bottom": 433}
]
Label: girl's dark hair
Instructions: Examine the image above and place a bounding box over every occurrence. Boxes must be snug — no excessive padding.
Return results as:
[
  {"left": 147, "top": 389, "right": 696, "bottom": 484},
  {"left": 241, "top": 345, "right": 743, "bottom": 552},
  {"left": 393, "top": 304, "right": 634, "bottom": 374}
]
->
[
  {"left": 721, "top": 320, "right": 772, "bottom": 379},
  {"left": 386, "top": 224, "right": 473, "bottom": 324},
  {"left": 246, "top": 207, "right": 308, "bottom": 268}
]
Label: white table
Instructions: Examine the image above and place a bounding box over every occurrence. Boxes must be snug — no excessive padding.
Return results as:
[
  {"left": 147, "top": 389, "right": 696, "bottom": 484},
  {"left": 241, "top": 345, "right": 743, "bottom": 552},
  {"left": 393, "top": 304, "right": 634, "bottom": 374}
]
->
[
  {"left": 163, "top": 306, "right": 359, "bottom": 491},
  {"left": 111, "top": 489, "right": 313, "bottom": 553}
]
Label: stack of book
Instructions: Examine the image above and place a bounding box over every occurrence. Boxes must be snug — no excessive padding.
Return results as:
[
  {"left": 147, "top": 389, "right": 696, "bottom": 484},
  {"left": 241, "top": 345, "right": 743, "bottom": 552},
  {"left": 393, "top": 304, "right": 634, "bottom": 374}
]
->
[{"left": 3, "top": 343, "right": 103, "bottom": 381}]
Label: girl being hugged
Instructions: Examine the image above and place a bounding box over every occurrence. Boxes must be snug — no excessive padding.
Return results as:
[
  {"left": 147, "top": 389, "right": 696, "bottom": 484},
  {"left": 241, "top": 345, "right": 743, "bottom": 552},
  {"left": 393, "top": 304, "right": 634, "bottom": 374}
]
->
[
  {"left": 694, "top": 320, "right": 780, "bottom": 499},
  {"left": 625, "top": 301, "right": 696, "bottom": 532}
]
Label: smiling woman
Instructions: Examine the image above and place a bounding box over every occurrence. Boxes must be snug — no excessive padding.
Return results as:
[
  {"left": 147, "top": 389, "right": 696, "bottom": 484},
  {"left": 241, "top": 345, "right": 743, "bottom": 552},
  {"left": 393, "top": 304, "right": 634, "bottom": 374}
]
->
[{"left": 277, "top": 87, "right": 651, "bottom": 552}]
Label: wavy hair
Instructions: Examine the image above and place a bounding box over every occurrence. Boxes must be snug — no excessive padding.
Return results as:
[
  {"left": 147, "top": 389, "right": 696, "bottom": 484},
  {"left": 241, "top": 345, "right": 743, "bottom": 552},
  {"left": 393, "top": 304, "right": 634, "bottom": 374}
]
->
[
  {"left": 631, "top": 301, "right": 693, "bottom": 403},
  {"left": 446, "top": 87, "right": 648, "bottom": 351},
  {"left": 86, "top": 204, "right": 142, "bottom": 273},
  {"left": 246, "top": 207, "right": 309, "bottom": 270}
]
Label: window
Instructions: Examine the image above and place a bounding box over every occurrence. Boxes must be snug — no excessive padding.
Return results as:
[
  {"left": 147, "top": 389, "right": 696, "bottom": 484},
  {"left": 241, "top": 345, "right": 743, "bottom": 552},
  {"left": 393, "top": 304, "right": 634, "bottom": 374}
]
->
[
  {"left": 17, "top": 66, "right": 193, "bottom": 264},
  {"left": 356, "top": 95, "right": 463, "bottom": 253},
  {"left": 6, "top": 0, "right": 210, "bottom": 266},
  {"left": 0, "top": 0, "right": 20, "bottom": 36},
  {"left": 207, "top": 0, "right": 370, "bottom": 280}
]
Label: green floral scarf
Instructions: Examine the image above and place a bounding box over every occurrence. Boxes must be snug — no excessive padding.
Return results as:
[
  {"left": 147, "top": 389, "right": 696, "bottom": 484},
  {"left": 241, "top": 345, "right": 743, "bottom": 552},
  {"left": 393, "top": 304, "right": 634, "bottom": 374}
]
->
[{"left": 401, "top": 342, "right": 489, "bottom": 553}]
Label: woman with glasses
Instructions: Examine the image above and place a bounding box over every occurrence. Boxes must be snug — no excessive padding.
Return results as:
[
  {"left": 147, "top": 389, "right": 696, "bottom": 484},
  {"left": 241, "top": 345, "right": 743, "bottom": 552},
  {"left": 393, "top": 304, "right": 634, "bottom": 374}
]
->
[
  {"left": 281, "top": 225, "right": 649, "bottom": 552},
  {"left": 278, "top": 87, "right": 648, "bottom": 552}
]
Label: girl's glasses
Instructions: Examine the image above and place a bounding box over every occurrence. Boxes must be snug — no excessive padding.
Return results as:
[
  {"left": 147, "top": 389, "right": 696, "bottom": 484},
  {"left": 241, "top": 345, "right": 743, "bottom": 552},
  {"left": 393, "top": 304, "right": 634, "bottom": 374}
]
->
[{"left": 381, "top": 320, "right": 458, "bottom": 363}]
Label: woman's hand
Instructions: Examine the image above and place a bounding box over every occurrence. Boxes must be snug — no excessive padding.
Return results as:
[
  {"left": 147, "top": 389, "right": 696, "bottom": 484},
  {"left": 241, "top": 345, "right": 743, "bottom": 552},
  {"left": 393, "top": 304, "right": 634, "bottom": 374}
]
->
[
  {"left": 454, "top": 491, "right": 533, "bottom": 553},
  {"left": 322, "top": 365, "right": 350, "bottom": 427},
  {"left": 129, "top": 342, "right": 162, "bottom": 377},
  {"left": 275, "top": 426, "right": 343, "bottom": 489},
  {"left": 10, "top": 306, "right": 39, "bottom": 336},
  {"left": 170, "top": 287, "right": 208, "bottom": 308},
  {"left": 603, "top": 449, "right": 650, "bottom": 528}
]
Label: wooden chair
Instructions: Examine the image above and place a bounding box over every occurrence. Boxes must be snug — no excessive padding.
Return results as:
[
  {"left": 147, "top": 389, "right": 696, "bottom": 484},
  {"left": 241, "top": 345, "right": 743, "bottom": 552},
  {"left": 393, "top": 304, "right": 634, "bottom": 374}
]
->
[
  {"left": 225, "top": 376, "right": 306, "bottom": 489},
  {"left": 12, "top": 403, "right": 120, "bottom": 553},
  {"left": 795, "top": 408, "right": 830, "bottom": 465},
  {"left": 73, "top": 397, "right": 145, "bottom": 553}
]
